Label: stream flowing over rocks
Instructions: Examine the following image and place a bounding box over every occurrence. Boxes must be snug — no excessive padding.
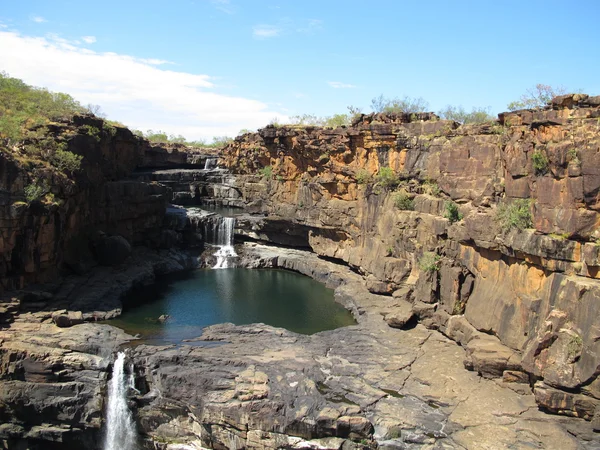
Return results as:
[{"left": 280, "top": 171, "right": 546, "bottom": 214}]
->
[{"left": 3, "top": 95, "right": 600, "bottom": 448}]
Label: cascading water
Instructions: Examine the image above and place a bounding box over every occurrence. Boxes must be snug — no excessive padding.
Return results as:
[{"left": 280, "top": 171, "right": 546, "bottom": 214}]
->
[
  {"left": 104, "top": 352, "right": 137, "bottom": 450},
  {"left": 212, "top": 216, "right": 237, "bottom": 269},
  {"left": 204, "top": 157, "right": 218, "bottom": 170}
]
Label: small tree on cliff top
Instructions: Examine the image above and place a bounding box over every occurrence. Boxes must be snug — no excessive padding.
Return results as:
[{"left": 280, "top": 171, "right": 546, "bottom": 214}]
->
[
  {"left": 438, "top": 105, "right": 495, "bottom": 124},
  {"left": 370, "top": 95, "right": 429, "bottom": 114},
  {"left": 507, "top": 84, "right": 568, "bottom": 111}
]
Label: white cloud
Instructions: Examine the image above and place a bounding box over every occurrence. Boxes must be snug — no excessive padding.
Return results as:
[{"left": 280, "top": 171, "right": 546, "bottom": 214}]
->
[
  {"left": 0, "top": 30, "right": 288, "bottom": 140},
  {"left": 30, "top": 16, "right": 47, "bottom": 23},
  {"left": 210, "top": 0, "right": 235, "bottom": 14},
  {"left": 328, "top": 81, "right": 356, "bottom": 89},
  {"left": 81, "top": 35, "right": 96, "bottom": 44},
  {"left": 298, "top": 19, "right": 323, "bottom": 34},
  {"left": 252, "top": 25, "right": 281, "bottom": 39}
]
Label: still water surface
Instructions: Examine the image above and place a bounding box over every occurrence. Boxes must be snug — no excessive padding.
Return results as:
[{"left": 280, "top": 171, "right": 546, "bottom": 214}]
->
[{"left": 109, "top": 269, "right": 356, "bottom": 344}]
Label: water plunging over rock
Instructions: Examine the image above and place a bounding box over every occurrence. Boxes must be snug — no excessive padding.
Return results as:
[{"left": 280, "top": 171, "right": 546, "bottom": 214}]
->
[
  {"left": 204, "top": 157, "right": 218, "bottom": 170},
  {"left": 104, "top": 352, "right": 137, "bottom": 450},
  {"left": 210, "top": 216, "right": 237, "bottom": 268}
]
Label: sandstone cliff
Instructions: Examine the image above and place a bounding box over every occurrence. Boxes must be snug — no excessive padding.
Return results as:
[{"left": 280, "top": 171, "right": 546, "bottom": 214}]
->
[
  {"left": 0, "top": 115, "right": 219, "bottom": 293},
  {"left": 220, "top": 94, "right": 600, "bottom": 421}
]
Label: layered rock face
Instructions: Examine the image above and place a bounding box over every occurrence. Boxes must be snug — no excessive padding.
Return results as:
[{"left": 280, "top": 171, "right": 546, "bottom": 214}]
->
[
  {"left": 0, "top": 115, "right": 171, "bottom": 292},
  {"left": 221, "top": 95, "right": 600, "bottom": 420}
]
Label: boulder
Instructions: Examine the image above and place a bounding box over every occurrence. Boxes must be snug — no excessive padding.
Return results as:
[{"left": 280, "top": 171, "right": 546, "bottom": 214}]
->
[
  {"left": 95, "top": 234, "right": 132, "bottom": 266},
  {"left": 383, "top": 300, "right": 414, "bottom": 329},
  {"left": 52, "top": 310, "right": 84, "bottom": 328}
]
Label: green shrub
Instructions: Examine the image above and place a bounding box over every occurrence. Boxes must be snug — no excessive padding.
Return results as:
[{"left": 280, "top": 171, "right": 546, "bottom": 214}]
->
[
  {"left": 567, "top": 334, "right": 583, "bottom": 360},
  {"left": 103, "top": 123, "right": 117, "bottom": 137},
  {"left": 51, "top": 150, "right": 83, "bottom": 173},
  {"left": 258, "top": 165, "right": 273, "bottom": 179},
  {"left": 418, "top": 252, "right": 440, "bottom": 272},
  {"left": 532, "top": 150, "right": 549, "bottom": 175},
  {"left": 81, "top": 125, "right": 101, "bottom": 142},
  {"left": 567, "top": 148, "right": 580, "bottom": 165},
  {"left": 356, "top": 168, "right": 371, "bottom": 184},
  {"left": 0, "top": 72, "right": 86, "bottom": 146},
  {"left": 423, "top": 179, "right": 441, "bottom": 196},
  {"left": 375, "top": 167, "right": 398, "bottom": 188},
  {"left": 24, "top": 182, "right": 48, "bottom": 203},
  {"left": 438, "top": 105, "right": 495, "bottom": 124},
  {"left": 497, "top": 199, "right": 533, "bottom": 232},
  {"left": 210, "top": 136, "right": 234, "bottom": 147},
  {"left": 444, "top": 201, "right": 463, "bottom": 223},
  {"left": 507, "top": 84, "right": 568, "bottom": 111},
  {"left": 371, "top": 94, "right": 429, "bottom": 114},
  {"left": 393, "top": 190, "right": 414, "bottom": 210}
]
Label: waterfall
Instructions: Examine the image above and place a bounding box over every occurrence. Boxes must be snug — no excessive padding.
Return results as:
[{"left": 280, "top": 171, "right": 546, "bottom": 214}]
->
[
  {"left": 212, "top": 217, "right": 237, "bottom": 269},
  {"left": 104, "top": 352, "right": 137, "bottom": 450},
  {"left": 204, "top": 157, "right": 218, "bottom": 170}
]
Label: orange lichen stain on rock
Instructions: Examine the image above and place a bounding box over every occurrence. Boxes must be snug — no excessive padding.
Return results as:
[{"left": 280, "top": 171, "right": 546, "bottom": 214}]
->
[
  {"left": 535, "top": 125, "right": 567, "bottom": 144},
  {"left": 460, "top": 244, "right": 546, "bottom": 296},
  {"left": 366, "top": 152, "right": 381, "bottom": 173},
  {"left": 388, "top": 150, "right": 405, "bottom": 173}
]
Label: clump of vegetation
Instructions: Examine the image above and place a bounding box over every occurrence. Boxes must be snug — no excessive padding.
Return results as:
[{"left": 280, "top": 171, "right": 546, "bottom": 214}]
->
[
  {"left": 103, "top": 122, "right": 117, "bottom": 137},
  {"left": 496, "top": 199, "right": 533, "bottom": 232},
  {"left": 81, "top": 125, "right": 101, "bottom": 142},
  {"left": 423, "top": 179, "right": 441, "bottom": 196},
  {"left": 393, "top": 190, "right": 414, "bottom": 210},
  {"left": 438, "top": 105, "right": 495, "bottom": 124},
  {"left": 375, "top": 167, "right": 399, "bottom": 188},
  {"left": 211, "top": 136, "right": 234, "bottom": 147},
  {"left": 258, "top": 165, "right": 273, "bottom": 179},
  {"left": 51, "top": 149, "right": 83, "bottom": 173},
  {"left": 0, "top": 72, "right": 86, "bottom": 146},
  {"left": 444, "top": 201, "right": 463, "bottom": 223},
  {"left": 452, "top": 300, "right": 466, "bottom": 315},
  {"left": 418, "top": 252, "right": 441, "bottom": 272},
  {"left": 567, "top": 334, "right": 583, "bottom": 360},
  {"left": 567, "top": 148, "right": 580, "bottom": 165},
  {"left": 24, "top": 181, "right": 49, "bottom": 203},
  {"left": 355, "top": 168, "right": 371, "bottom": 184},
  {"left": 370, "top": 94, "right": 429, "bottom": 114},
  {"left": 507, "top": 84, "right": 568, "bottom": 111},
  {"left": 532, "top": 150, "right": 549, "bottom": 175},
  {"left": 138, "top": 130, "right": 232, "bottom": 148}
]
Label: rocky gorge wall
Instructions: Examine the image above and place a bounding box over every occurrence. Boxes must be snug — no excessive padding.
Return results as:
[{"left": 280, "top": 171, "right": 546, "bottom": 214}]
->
[
  {"left": 220, "top": 94, "right": 600, "bottom": 421},
  {"left": 0, "top": 115, "right": 219, "bottom": 293}
]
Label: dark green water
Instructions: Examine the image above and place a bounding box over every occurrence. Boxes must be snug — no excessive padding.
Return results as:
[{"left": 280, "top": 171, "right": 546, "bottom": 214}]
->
[{"left": 109, "top": 269, "right": 356, "bottom": 344}]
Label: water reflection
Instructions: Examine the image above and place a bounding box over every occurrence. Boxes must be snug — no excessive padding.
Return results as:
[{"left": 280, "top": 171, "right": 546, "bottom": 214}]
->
[{"left": 107, "top": 269, "right": 356, "bottom": 344}]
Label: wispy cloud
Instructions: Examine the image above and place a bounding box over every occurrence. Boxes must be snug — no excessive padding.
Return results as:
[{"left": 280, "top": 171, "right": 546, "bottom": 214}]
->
[
  {"left": 252, "top": 18, "right": 322, "bottom": 39},
  {"left": 252, "top": 24, "right": 282, "bottom": 39},
  {"left": 328, "top": 81, "right": 356, "bottom": 89},
  {"left": 30, "top": 16, "right": 47, "bottom": 23},
  {"left": 210, "top": 0, "right": 235, "bottom": 14},
  {"left": 298, "top": 19, "right": 323, "bottom": 34},
  {"left": 81, "top": 35, "right": 96, "bottom": 44},
  {"left": 0, "top": 30, "right": 288, "bottom": 140}
]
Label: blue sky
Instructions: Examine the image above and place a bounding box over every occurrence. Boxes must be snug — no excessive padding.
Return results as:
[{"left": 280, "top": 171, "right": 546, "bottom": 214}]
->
[{"left": 1, "top": 0, "right": 599, "bottom": 140}]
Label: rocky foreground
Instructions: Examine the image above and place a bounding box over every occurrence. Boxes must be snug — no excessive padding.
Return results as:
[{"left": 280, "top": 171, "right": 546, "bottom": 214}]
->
[{"left": 3, "top": 243, "right": 599, "bottom": 449}]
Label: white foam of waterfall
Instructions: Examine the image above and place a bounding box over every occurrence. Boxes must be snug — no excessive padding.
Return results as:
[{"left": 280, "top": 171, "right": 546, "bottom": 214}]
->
[
  {"left": 204, "top": 157, "right": 218, "bottom": 170},
  {"left": 212, "top": 217, "right": 237, "bottom": 269},
  {"left": 104, "top": 352, "right": 137, "bottom": 450}
]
